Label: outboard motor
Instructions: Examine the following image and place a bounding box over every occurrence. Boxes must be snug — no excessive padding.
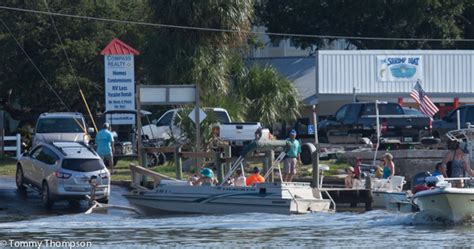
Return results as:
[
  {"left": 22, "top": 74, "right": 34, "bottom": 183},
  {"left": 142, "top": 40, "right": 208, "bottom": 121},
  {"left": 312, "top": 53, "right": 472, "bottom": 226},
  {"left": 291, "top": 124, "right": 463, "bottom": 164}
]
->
[{"left": 411, "top": 171, "right": 431, "bottom": 188}]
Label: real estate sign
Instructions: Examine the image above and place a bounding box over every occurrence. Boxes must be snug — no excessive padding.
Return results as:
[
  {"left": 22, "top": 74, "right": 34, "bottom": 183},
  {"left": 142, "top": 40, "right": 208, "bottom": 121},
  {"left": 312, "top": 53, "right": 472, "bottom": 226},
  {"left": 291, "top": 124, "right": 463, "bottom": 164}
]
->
[{"left": 104, "top": 55, "right": 135, "bottom": 124}]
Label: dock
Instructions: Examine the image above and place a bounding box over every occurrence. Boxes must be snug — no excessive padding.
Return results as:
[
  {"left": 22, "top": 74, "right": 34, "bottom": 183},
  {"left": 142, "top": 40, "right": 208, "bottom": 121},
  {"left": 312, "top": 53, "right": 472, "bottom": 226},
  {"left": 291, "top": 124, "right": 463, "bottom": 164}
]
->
[{"left": 322, "top": 188, "right": 373, "bottom": 211}]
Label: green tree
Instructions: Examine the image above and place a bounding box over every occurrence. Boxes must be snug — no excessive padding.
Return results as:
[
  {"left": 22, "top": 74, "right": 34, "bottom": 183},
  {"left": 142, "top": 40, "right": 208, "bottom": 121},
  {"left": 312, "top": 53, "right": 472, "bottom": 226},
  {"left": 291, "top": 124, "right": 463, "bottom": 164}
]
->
[
  {"left": 0, "top": 0, "right": 149, "bottom": 122},
  {"left": 144, "top": 0, "right": 255, "bottom": 102},
  {"left": 257, "top": 0, "right": 473, "bottom": 49}
]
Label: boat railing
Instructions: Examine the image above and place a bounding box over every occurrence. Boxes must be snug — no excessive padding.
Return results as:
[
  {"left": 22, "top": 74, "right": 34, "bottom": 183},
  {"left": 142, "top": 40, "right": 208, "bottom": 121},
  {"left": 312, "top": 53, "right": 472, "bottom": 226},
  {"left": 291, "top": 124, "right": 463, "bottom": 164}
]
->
[
  {"left": 322, "top": 189, "right": 337, "bottom": 212},
  {"left": 263, "top": 152, "right": 286, "bottom": 182},
  {"left": 282, "top": 188, "right": 300, "bottom": 212},
  {"left": 129, "top": 163, "right": 178, "bottom": 190}
]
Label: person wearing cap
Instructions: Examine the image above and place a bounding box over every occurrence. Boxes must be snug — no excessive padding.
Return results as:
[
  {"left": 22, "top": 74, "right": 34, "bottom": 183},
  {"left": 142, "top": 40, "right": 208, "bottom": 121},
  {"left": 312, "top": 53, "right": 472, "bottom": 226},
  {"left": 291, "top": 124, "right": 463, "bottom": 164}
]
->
[
  {"left": 192, "top": 168, "right": 216, "bottom": 186},
  {"left": 344, "top": 166, "right": 355, "bottom": 188},
  {"left": 246, "top": 167, "right": 265, "bottom": 186},
  {"left": 96, "top": 122, "right": 115, "bottom": 173},
  {"left": 283, "top": 129, "right": 302, "bottom": 182}
]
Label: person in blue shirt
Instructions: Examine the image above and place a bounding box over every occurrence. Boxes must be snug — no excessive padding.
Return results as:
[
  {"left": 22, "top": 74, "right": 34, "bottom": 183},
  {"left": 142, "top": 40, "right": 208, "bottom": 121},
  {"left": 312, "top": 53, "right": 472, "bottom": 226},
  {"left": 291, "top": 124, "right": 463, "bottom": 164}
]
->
[
  {"left": 283, "top": 129, "right": 302, "bottom": 182},
  {"left": 96, "top": 123, "right": 115, "bottom": 173},
  {"left": 431, "top": 162, "right": 444, "bottom": 177}
]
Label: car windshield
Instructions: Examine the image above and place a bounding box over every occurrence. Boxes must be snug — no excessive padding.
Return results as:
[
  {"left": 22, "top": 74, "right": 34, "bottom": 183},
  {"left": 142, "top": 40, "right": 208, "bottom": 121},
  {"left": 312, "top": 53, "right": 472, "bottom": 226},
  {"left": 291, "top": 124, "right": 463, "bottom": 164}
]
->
[
  {"left": 62, "top": 159, "right": 105, "bottom": 172},
  {"left": 36, "top": 118, "right": 84, "bottom": 133},
  {"left": 404, "top": 108, "right": 426, "bottom": 117},
  {"left": 362, "top": 104, "right": 404, "bottom": 116}
]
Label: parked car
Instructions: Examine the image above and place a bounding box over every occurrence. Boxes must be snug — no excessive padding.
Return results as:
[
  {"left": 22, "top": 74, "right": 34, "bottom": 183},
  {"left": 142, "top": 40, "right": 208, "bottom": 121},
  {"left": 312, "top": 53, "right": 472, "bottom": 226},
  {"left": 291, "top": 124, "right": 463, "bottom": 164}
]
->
[
  {"left": 16, "top": 142, "right": 110, "bottom": 208},
  {"left": 403, "top": 107, "right": 430, "bottom": 118},
  {"left": 432, "top": 105, "right": 474, "bottom": 140},
  {"left": 32, "top": 112, "right": 94, "bottom": 146},
  {"left": 318, "top": 102, "right": 432, "bottom": 144}
]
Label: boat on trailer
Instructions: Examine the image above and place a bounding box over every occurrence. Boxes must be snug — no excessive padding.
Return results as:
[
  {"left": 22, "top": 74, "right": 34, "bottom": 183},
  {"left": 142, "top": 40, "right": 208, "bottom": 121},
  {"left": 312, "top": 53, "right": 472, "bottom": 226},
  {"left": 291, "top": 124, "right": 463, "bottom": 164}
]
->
[{"left": 124, "top": 140, "right": 335, "bottom": 215}]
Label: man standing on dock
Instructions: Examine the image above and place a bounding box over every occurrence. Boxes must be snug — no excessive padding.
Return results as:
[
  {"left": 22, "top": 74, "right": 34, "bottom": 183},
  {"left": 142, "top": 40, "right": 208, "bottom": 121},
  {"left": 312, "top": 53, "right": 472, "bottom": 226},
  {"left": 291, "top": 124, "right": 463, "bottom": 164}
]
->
[{"left": 283, "top": 129, "right": 302, "bottom": 182}]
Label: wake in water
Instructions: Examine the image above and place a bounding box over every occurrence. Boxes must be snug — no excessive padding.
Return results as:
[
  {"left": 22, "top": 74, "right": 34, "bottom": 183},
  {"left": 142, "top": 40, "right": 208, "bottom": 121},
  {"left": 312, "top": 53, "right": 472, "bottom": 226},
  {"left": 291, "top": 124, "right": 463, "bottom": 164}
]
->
[{"left": 1, "top": 210, "right": 473, "bottom": 248}]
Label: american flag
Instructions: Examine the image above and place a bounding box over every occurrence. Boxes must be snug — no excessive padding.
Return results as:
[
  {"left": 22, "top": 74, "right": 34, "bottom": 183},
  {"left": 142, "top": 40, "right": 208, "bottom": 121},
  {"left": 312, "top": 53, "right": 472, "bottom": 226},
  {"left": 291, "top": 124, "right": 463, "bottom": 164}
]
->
[{"left": 410, "top": 80, "right": 439, "bottom": 117}]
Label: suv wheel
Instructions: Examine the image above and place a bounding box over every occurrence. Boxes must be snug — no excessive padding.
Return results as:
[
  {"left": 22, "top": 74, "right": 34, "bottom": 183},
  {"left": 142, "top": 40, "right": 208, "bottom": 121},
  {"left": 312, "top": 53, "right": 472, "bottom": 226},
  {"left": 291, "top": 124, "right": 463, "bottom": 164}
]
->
[
  {"left": 15, "top": 165, "right": 27, "bottom": 192},
  {"left": 42, "top": 182, "right": 54, "bottom": 209}
]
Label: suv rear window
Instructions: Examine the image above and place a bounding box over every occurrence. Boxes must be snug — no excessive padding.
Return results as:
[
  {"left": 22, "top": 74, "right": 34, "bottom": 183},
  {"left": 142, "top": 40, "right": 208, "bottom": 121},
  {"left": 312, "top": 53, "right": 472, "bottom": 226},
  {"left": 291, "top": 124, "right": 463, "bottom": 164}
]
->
[
  {"left": 62, "top": 159, "right": 105, "bottom": 172},
  {"left": 37, "top": 118, "right": 84, "bottom": 133}
]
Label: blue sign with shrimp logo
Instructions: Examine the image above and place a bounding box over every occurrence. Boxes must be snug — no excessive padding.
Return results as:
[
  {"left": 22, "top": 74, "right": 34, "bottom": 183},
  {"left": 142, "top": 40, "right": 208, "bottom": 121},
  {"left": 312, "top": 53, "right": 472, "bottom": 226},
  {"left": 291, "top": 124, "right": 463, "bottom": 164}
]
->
[{"left": 377, "top": 55, "right": 423, "bottom": 82}]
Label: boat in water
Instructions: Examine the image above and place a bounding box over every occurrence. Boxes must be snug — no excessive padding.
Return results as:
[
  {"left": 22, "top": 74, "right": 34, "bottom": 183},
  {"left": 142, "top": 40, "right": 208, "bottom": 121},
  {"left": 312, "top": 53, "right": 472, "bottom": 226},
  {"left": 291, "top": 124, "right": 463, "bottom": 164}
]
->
[
  {"left": 124, "top": 140, "right": 335, "bottom": 215},
  {"left": 411, "top": 127, "right": 474, "bottom": 222},
  {"left": 412, "top": 176, "right": 474, "bottom": 222}
]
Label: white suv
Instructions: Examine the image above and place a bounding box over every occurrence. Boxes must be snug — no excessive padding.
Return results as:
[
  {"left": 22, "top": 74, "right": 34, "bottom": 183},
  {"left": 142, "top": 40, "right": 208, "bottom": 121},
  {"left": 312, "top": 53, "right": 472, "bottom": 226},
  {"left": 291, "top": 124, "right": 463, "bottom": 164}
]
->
[
  {"left": 16, "top": 142, "right": 110, "bottom": 208},
  {"left": 33, "top": 112, "right": 94, "bottom": 146}
]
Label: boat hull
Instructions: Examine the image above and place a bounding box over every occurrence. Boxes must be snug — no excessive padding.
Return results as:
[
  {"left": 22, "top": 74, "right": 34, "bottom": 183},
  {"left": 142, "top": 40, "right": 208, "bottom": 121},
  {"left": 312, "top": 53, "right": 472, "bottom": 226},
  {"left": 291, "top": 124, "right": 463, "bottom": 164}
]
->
[
  {"left": 124, "top": 183, "right": 331, "bottom": 215},
  {"left": 373, "top": 191, "right": 412, "bottom": 212},
  {"left": 412, "top": 188, "right": 474, "bottom": 222}
]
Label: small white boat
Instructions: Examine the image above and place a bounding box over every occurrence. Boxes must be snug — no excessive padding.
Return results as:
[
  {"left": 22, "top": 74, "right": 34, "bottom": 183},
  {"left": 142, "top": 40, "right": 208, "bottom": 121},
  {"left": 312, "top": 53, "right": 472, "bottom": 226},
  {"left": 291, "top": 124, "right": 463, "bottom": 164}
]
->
[
  {"left": 124, "top": 140, "right": 334, "bottom": 215},
  {"left": 412, "top": 177, "right": 474, "bottom": 222},
  {"left": 352, "top": 172, "right": 412, "bottom": 211},
  {"left": 124, "top": 181, "right": 331, "bottom": 215}
]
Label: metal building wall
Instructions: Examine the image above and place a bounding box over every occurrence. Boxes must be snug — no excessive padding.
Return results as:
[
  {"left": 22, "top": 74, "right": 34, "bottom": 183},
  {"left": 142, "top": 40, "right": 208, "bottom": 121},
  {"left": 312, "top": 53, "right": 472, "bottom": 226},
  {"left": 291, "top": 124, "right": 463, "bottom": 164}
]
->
[{"left": 317, "top": 50, "right": 474, "bottom": 95}]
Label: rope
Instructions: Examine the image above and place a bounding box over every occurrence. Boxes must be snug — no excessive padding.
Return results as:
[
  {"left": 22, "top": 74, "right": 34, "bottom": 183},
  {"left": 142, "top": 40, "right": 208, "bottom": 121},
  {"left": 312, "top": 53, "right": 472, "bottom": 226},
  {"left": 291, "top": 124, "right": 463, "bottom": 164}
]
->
[{"left": 43, "top": 0, "right": 98, "bottom": 132}]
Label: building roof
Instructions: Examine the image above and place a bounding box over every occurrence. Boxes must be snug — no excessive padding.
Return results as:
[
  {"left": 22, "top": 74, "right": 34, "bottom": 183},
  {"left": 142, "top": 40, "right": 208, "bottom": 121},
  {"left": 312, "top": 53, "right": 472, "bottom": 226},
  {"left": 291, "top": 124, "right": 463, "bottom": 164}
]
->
[
  {"left": 246, "top": 56, "right": 316, "bottom": 105},
  {"left": 100, "top": 38, "right": 140, "bottom": 55}
]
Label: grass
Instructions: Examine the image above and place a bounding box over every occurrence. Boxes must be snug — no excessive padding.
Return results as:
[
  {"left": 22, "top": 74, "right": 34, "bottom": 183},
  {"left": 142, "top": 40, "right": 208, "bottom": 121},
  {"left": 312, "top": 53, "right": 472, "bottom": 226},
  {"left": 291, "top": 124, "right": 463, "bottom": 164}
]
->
[
  {"left": 111, "top": 158, "right": 185, "bottom": 182},
  {"left": 298, "top": 159, "right": 350, "bottom": 178},
  {"left": 0, "top": 156, "right": 351, "bottom": 181},
  {"left": 0, "top": 155, "right": 17, "bottom": 176}
]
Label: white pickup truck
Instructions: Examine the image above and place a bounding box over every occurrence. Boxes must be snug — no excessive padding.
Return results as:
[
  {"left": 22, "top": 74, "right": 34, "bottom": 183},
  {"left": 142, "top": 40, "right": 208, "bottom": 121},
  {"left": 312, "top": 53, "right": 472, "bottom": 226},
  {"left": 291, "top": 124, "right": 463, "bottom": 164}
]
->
[{"left": 141, "top": 108, "right": 269, "bottom": 149}]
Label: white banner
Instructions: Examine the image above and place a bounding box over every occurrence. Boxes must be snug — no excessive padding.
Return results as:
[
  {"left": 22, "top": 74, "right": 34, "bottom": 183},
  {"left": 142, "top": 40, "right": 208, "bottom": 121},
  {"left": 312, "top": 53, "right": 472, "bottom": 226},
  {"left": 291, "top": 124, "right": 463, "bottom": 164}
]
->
[
  {"left": 104, "top": 55, "right": 135, "bottom": 125},
  {"left": 377, "top": 55, "right": 423, "bottom": 82}
]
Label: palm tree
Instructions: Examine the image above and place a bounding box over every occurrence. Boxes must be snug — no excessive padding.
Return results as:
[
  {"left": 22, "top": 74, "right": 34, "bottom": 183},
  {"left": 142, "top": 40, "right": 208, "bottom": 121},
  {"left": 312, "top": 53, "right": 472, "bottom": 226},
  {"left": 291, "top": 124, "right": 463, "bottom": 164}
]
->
[{"left": 235, "top": 64, "right": 300, "bottom": 126}]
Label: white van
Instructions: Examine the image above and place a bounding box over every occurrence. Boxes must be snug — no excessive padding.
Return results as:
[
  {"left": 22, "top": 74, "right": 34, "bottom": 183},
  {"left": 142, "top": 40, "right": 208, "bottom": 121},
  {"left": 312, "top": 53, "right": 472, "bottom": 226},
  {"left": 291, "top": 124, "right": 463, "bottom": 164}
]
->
[{"left": 33, "top": 112, "right": 94, "bottom": 146}]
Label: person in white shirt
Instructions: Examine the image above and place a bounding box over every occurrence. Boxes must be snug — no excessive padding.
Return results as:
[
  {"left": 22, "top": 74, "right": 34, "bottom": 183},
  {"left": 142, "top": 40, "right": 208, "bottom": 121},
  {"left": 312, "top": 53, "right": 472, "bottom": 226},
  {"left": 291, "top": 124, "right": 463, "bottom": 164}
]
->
[{"left": 233, "top": 169, "right": 246, "bottom": 187}]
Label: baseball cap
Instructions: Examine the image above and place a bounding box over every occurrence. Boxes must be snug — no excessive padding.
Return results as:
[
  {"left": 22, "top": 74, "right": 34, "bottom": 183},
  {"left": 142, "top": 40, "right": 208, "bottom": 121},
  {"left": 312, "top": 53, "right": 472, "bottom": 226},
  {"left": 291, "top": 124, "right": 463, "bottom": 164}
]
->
[{"left": 290, "top": 129, "right": 297, "bottom": 135}]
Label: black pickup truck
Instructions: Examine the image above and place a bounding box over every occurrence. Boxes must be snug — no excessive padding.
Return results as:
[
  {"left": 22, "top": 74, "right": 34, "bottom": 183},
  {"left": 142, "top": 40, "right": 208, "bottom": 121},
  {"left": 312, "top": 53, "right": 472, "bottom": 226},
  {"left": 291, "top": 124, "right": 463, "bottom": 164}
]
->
[
  {"left": 318, "top": 102, "right": 432, "bottom": 144},
  {"left": 432, "top": 104, "right": 474, "bottom": 140}
]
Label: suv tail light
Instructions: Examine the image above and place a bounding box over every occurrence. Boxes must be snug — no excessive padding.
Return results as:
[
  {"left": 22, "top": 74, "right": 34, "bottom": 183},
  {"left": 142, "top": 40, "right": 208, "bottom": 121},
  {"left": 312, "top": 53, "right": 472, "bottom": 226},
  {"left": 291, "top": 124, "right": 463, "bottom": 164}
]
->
[
  {"left": 429, "top": 119, "right": 432, "bottom": 130},
  {"left": 54, "top": 171, "right": 71, "bottom": 179},
  {"left": 99, "top": 173, "right": 109, "bottom": 179}
]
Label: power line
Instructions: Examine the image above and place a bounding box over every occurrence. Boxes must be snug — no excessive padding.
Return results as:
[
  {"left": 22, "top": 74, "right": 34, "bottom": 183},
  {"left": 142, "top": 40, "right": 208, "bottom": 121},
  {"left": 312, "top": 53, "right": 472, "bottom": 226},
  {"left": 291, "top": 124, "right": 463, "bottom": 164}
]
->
[
  {"left": 1, "top": 5, "right": 474, "bottom": 43},
  {"left": 43, "top": 0, "right": 98, "bottom": 132},
  {"left": 0, "top": 18, "right": 71, "bottom": 111}
]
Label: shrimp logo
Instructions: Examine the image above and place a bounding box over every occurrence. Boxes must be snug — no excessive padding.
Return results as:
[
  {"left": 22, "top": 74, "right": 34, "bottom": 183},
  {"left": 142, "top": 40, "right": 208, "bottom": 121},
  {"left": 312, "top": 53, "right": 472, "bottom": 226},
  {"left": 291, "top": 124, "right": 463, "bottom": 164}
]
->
[{"left": 377, "top": 55, "right": 422, "bottom": 82}]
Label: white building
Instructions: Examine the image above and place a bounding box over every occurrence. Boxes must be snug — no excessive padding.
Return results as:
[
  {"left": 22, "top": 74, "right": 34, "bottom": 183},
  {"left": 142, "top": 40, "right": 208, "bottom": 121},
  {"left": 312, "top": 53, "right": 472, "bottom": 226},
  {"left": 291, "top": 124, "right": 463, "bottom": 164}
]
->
[{"left": 248, "top": 50, "right": 474, "bottom": 119}]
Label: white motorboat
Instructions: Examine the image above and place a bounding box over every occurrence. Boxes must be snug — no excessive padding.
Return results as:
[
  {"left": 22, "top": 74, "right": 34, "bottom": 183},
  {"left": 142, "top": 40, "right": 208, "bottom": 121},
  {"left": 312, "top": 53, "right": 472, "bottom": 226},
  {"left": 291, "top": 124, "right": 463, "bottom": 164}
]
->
[
  {"left": 124, "top": 181, "right": 331, "bottom": 215},
  {"left": 412, "top": 177, "right": 474, "bottom": 222},
  {"left": 124, "top": 140, "right": 335, "bottom": 215}
]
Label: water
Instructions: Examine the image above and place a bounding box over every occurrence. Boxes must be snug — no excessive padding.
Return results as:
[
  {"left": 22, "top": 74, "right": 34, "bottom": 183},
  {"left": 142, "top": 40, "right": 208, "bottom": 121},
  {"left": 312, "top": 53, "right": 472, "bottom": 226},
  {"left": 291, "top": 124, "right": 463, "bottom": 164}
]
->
[{"left": 0, "top": 210, "right": 473, "bottom": 248}]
